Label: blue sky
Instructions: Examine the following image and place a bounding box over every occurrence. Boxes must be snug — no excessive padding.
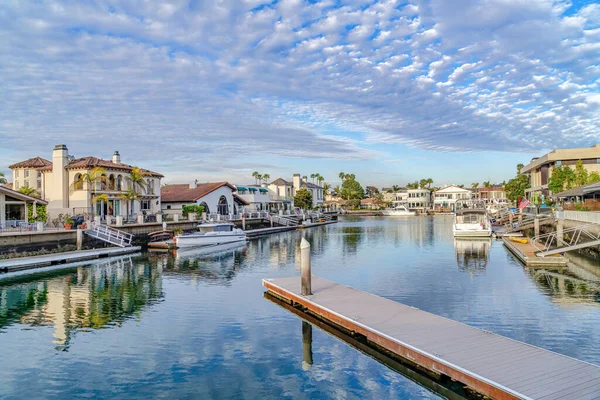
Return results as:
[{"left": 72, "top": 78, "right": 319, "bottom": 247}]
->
[{"left": 1, "top": 0, "right": 599, "bottom": 188}]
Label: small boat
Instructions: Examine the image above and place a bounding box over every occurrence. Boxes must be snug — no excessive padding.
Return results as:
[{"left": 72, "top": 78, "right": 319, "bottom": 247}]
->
[
  {"left": 453, "top": 201, "right": 492, "bottom": 238},
  {"left": 509, "top": 237, "right": 528, "bottom": 244},
  {"left": 147, "top": 230, "right": 177, "bottom": 251},
  {"left": 174, "top": 223, "right": 247, "bottom": 248},
  {"left": 382, "top": 205, "right": 417, "bottom": 216}
]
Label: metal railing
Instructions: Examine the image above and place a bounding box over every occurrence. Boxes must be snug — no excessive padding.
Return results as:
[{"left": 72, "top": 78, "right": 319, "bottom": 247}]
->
[
  {"left": 0, "top": 221, "right": 37, "bottom": 234},
  {"left": 85, "top": 224, "right": 133, "bottom": 247},
  {"left": 555, "top": 210, "right": 600, "bottom": 224},
  {"left": 531, "top": 224, "right": 600, "bottom": 257}
]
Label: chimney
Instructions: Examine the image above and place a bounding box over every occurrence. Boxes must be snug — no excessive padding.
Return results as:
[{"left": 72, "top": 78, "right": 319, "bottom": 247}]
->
[
  {"left": 52, "top": 144, "right": 69, "bottom": 209},
  {"left": 112, "top": 151, "right": 121, "bottom": 164},
  {"left": 302, "top": 176, "right": 307, "bottom": 183},
  {"left": 189, "top": 179, "right": 198, "bottom": 189},
  {"left": 293, "top": 173, "right": 301, "bottom": 190}
]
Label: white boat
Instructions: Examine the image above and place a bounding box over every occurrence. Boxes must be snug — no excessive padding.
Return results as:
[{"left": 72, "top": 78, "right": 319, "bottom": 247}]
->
[
  {"left": 452, "top": 201, "right": 492, "bottom": 238},
  {"left": 382, "top": 205, "right": 417, "bottom": 216},
  {"left": 174, "top": 223, "right": 247, "bottom": 248}
]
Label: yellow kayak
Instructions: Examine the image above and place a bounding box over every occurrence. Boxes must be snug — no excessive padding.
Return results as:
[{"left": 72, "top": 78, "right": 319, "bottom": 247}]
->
[{"left": 509, "top": 237, "right": 528, "bottom": 244}]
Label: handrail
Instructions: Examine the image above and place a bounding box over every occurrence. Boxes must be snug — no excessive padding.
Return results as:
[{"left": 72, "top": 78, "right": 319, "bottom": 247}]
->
[{"left": 531, "top": 223, "right": 600, "bottom": 256}]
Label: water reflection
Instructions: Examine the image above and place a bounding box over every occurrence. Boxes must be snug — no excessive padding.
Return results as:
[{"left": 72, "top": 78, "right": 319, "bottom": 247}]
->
[
  {"left": 0, "top": 256, "right": 163, "bottom": 350},
  {"left": 454, "top": 239, "right": 491, "bottom": 276}
]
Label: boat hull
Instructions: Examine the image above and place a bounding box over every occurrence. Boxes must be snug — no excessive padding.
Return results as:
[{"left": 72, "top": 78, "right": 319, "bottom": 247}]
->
[
  {"left": 175, "top": 234, "right": 247, "bottom": 248},
  {"left": 452, "top": 228, "right": 492, "bottom": 238},
  {"left": 382, "top": 211, "right": 417, "bottom": 216}
]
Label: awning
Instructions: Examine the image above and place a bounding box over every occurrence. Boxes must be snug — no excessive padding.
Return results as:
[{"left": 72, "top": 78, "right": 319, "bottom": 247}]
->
[
  {"left": 248, "top": 187, "right": 257, "bottom": 192},
  {"left": 236, "top": 186, "right": 248, "bottom": 191},
  {"left": 259, "top": 188, "right": 268, "bottom": 193},
  {"left": 283, "top": 200, "right": 292, "bottom": 204}
]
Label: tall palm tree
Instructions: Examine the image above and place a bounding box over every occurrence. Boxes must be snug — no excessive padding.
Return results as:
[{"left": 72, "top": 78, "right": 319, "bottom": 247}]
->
[
  {"left": 118, "top": 189, "right": 140, "bottom": 219},
  {"left": 128, "top": 167, "right": 150, "bottom": 193},
  {"left": 252, "top": 171, "right": 260, "bottom": 185},
  {"left": 18, "top": 186, "right": 40, "bottom": 198},
  {"left": 310, "top": 173, "right": 316, "bottom": 183},
  {"left": 427, "top": 178, "right": 433, "bottom": 188},
  {"left": 483, "top": 181, "right": 492, "bottom": 188},
  {"left": 339, "top": 172, "right": 345, "bottom": 184},
  {"left": 0, "top": 172, "right": 7, "bottom": 185},
  {"left": 70, "top": 167, "right": 110, "bottom": 217},
  {"left": 317, "top": 174, "right": 324, "bottom": 186},
  {"left": 471, "top": 182, "right": 479, "bottom": 188},
  {"left": 262, "top": 173, "right": 270, "bottom": 184},
  {"left": 256, "top": 173, "right": 263, "bottom": 184}
]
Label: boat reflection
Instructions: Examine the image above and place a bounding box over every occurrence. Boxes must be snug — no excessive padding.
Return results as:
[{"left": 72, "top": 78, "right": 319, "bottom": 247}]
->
[
  {"left": 0, "top": 256, "right": 163, "bottom": 350},
  {"left": 454, "top": 238, "right": 491, "bottom": 276}
]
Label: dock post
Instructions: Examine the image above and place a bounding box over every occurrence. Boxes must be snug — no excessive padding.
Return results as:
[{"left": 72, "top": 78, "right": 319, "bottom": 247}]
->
[
  {"left": 557, "top": 219, "right": 564, "bottom": 245},
  {"left": 137, "top": 214, "right": 144, "bottom": 224},
  {"left": 242, "top": 215, "right": 246, "bottom": 231},
  {"left": 534, "top": 216, "right": 540, "bottom": 237},
  {"left": 270, "top": 214, "right": 274, "bottom": 227},
  {"left": 302, "top": 321, "right": 313, "bottom": 370},
  {"left": 173, "top": 214, "right": 179, "bottom": 222},
  {"left": 156, "top": 214, "right": 162, "bottom": 223},
  {"left": 509, "top": 213, "right": 513, "bottom": 227},
  {"left": 300, "top": 237, "right": 312, "bottom": 295},
  {"left": 76, "top": 228, "right": 83, "bottom": 250}
]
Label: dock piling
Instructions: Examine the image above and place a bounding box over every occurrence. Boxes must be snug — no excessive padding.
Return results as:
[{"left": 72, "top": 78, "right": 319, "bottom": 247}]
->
[
  {"left": 76, "top": 228, "right": 83, "bottom": 250},
  {"left": 534, "top": 216, "right": 540, "bottom": 237},
  {"left": 300, "top": 237, "right": 312, "bottom": 295},
  {"left": 302, "top": 321, "right": 313, "bottom": 370},
  {"left": 557, "top": 218, "right": 564, "bottom": 245}
]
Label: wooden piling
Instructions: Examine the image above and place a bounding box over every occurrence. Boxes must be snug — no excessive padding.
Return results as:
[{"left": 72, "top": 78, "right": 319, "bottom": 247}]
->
[
  {"left": 534, "top": 216, "right": 540, "bottom": 237},
  {"left": 76, "top": 228, "right": 83, "bottom": 250},
  {"left": 557, "top": 218, "right": 564, "bottom": 245},
  {"left": 300, "top": 237, "right": 312, "bottom": 295},
  {"left": 302, "top": 321, "right": 313, "bottom": 370}
]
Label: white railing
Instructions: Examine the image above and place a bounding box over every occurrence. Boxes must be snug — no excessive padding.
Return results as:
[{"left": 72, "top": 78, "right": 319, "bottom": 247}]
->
[
  {"left": 555, "top": 210, "right": 600, "bottom": 224},
  {"left": 86, "top": 224, "right": 133, "bottom": 247}
]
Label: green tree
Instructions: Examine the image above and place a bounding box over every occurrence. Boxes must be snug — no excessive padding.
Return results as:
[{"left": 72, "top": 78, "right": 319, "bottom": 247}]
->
[
  {"left": 505, "top": 164, "right": 530, "bottom": 204},
  {"left": 310, "top": 173, "right": 316, "bottom": 183},
  {"left": 128, "top": 167, "right": 151, "bottom": 195},
  {"left": 0, "top": 172, "right": 7, "bottom": 185},
  {"left": 365, "top": 186, "right": 379, "bottom": 198},
  {"left": 471, "top": 182, "right": 479, "bottom": 188},
  {"left": 252, "top": 171, "right": 260, "bottom": 185},
  {"left": 294, "top": 188, "right": 313, "bottom": 210},
  {"left": 338, "top": 172, "right": 345, "bottom": 185},
  {"left": 574, "top": 160, "right": 588, "bottom": 187},
  {"left": 340, "top": 176, "right": 364, "bottom": 200},
  {"left": 18, "top": 186, "right": 41, "bottom": 198},
  {"left": 406, "top": 181, "right": 419, "bottom": 189},
  {"left": 548, "top": 165, "right": 566, "bottom": 193},
  {"left": 588, "top": 171, "right": 600, "bottom": 184},
  {"left": 419, "top": 179, "right": 428, "bottom": 189},
  {"left": 262, "top": 173, "right": 270, "bottom": 184},
  {"left": 483, "top": 181, "right": 492, "bottom": 188}
]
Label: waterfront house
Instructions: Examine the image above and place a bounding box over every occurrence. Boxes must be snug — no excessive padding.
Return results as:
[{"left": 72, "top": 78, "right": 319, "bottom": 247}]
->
[
  {"left": 521, "top": 144, "right": 600, "bottom": 197},
  {"left": 9, "top": 145, "right": 163, "bottom": 218},
  {"left": 267, "top": 174, "right": 325, "bottom": 209},
  {"left": 235, "top": 184, "right": 272, "bottom": 212},
  {"left": 0, "top": 185, "right": 48, "bottom": 228},
  {"left": 406, "top": 189, "right": 431, "bottom": 212},
  {"left": 390, "top": 188, "right": 409, "bottom": 208},
  {"left": 475, "top": 186, "right": 507, "bottom": 204},
  {"left": 293, "top": 174, "right": 324, "bottom": 206},
  {"left": 161, "top": 181, "right": 248, "bottom": 216},
  {"left": 555, "top": 182, "right": 600, "bottom": 210},
  {"left": 433, "top": 185, "right": 472, "bottom": 211},
  {"left": 360, "top": 198, "right": 380, "bottom": 210},
  {"left": 267, "top": 178, "right": 295, "bottom": 211}
]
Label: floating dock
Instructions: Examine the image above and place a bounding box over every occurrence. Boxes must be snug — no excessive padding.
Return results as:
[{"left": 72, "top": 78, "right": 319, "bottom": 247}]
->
[
  {"left": 296, "top": 220, "right": 338, "bottom": 229},
  {"left": 263, "top": 275, "right": 600, "bottom": 400},
  {"left": 245, "top": 226, "right": 297, "bottom": 239},
  {"left": 502, "top": 238, "right": 568, "bottom": 267},
  {"left": 0, "top": 246, "right": 142, "bottom": 272}
]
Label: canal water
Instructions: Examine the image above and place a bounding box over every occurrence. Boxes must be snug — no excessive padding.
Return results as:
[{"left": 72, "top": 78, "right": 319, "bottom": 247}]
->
[{"left": 1, "top": 216, "right": 599, "bottom": 399}]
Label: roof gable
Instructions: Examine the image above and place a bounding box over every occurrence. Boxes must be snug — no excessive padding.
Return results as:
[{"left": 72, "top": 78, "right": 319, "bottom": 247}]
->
[
  {"left": 435, "top": 185, "right": 471, "bottom": 193},
  {"left": 0, "top": 186, "right": 48, "bottom": 204},
  {"left": 9, "top": 157, "right": 52, "bottom": 169},
  {"left": 161, "top": 182, "right": 236, "bottom": 202}
]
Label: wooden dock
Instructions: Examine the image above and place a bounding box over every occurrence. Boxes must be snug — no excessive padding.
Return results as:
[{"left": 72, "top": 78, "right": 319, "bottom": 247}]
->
[
  {"left": 502, "top": 238, "right": 568, "bottom": 267},
  {"left": 245, "top": 226, "right": 296, "bottom": 239},
  {"left": 0, "top": 247, "right": 141, "bottom": 272},
  {"left": 296, "top": 220, "right": 338, "bottom": 229},
  {"left": 263, "top": 276, "right": 600, "bottom": 400}
]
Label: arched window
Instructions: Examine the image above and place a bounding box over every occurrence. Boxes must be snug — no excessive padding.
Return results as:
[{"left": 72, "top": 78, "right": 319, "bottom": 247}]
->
[
  {"left": 217, "top": 196, "right": 228, "bottom": 215},
  {"left": 109, "top": 174, "right": 115, "bottom": 190},
  {"left": 117, "top": 175, "right": 123, "bottom": 191},
  {"left": 199, "top": 202, "right": 209, "bottom": 214},
  {"left": 73, "top": 173, "right": 83, "bottom": 190}
]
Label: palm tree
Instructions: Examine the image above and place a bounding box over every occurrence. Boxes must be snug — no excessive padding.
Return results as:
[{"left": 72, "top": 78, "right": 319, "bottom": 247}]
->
[
  {"left": 427, "top": 178, "right": 433, "bottom": 188},
  {"left": 317, "top": 174, "right": 324, "bottom": 186},
  {"left": 483, "top": 181, "right": 492, "bottom": 188},
  {"left": 91, "top": 193, "right": 110, "bottom": 218},
  {"left": 471, "top": 182, "right": 479, "bottom": 188},
  {"left": 256, "top": 173, "right": 263, "bottom": 184},
  {"left": 310, "top": 173, "right": 316, "bottom": 183},
  {"left": 18, "top": 186, "right": 40, "bottom": 198},
  {"left": 262, "top": 173, "right": 270, "bottom": 184},
  {"left": 339, "top": 172, "right": 345, "bottom": 184},
  {"left": 128, "top": 167, "right": 150, "bottom": 194},
  {"left": 252, "top": 171, "right": 260, "bottom": 185},
  {"left": 0, "top": 172, "right": 7, "bottom": 185},
  {"left": 118, "top": 189, "right": 140, "bottom": 219}
]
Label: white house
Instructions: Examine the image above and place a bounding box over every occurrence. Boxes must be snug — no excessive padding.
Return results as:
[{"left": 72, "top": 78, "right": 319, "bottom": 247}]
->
[
  {"left": 267, "top": 174, "right": 325, "bottom": 209},
  {"left": 161, "top": 181, "right": 248, "bottom": 216},
  {"left": 433, "top": 185, "right": 473, "bottom": 211},
  {"left": 9, "top": 144, "right": 163, "bottom": 218},
  {"left": 406, "top": 189, "right": 431, "bottom": 212},
  {"left": 293, "top": 174, "right": 324, "bottom": 206},
  {"left": 0, "top": 185, "right": 48, "bottom": 227},
  {"left": 235, "top": 185, "right": 274, "bottom": 212}
]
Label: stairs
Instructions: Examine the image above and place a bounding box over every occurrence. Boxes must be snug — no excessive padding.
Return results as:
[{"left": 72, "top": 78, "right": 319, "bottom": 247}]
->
[
  {"left": 271, "top": 215, "right": 299, "bottom": 227},
  {"left": 85, "top": 224, "right": 134, "bottom": 247}
]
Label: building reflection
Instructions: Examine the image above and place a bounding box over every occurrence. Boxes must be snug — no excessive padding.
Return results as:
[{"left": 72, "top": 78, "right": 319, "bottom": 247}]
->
[
  {"left": 0, "top": 256, "right": 163, "bottom": 350},
  {"left": 454, "top": 239, "right": 491, "bottom": 276}
]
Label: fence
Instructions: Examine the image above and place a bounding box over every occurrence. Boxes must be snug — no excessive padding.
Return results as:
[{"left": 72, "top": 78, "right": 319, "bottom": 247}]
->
[{"left": 555, "top": 210, "right": 600, "bottom": 224}]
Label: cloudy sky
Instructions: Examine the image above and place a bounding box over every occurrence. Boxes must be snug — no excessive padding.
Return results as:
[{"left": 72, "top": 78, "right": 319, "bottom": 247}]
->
[{"left": 1, "top": 0, "right": 599, "bottom": 187}]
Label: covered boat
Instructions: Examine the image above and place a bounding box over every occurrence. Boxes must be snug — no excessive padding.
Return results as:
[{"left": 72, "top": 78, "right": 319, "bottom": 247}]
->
[{"left": 174, "top": 223, "right": 247, "bottom": 248}]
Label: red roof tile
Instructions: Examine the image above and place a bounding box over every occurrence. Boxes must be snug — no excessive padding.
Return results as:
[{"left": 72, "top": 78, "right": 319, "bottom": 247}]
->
[
  {"left": 9, "top": 157, "right": 52, "bottom": 169},
  {"left": 161, "top": 182, "right": 236, "bottom": 202},
  {"left": 64, "top": 157, "right": 163, "bottom": 177}
]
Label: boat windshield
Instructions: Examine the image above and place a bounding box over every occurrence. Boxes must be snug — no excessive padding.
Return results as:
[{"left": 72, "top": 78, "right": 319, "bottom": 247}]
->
[
  {"left": 455, "top": 213, "right": 486, "bottom": 224},
  {"left": 198, "top": 225, "right": 233, "bottom": 233}
]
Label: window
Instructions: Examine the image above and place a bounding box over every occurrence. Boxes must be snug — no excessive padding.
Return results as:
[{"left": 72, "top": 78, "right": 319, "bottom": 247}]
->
[
  {"left": 37, "top": 180, "right": 42, "bottom": 190},
  {"left": 15, "top": 170, "right": 19, "bottom": 178},
  {"left": 24, "top": 181, "right": 29, "bottom": 188},
  {"left": 25, "top": 170, "right": 29, "bottom": 178},
  {"left": 166, "top": 205, "right": 171, "bottom": 210},
  {"left": 15, "top": 181, "right": 20, "bottom": 189},
  {"left": 141, "top": 200, "right": 151, "bottom": 210}
]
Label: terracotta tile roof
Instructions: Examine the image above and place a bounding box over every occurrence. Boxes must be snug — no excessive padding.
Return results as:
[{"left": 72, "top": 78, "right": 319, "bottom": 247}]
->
[
  {"left": 0, "top": 185, "right": 48, "bottom": 204},
  {"left": 64, "top": 157, "right": 163, "bottom": 177},
  {"left": 161, "top": 182, "right": 236, "bottom": 202},
  {"left": 9, "top": 157, "right": 52, "bottom": 169}
]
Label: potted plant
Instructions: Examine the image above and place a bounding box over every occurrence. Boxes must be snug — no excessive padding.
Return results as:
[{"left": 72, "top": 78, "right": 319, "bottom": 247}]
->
[{"left": 64, "top": 215, "right": 74, "bottom": 230}]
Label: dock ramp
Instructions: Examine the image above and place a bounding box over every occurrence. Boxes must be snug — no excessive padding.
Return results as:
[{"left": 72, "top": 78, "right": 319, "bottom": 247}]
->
[
  {"left": 533, "top": 224, "right": 600, "bottom": 257},
  {"left": 85, "top": 224, "right": 134, "bottom": 247}
]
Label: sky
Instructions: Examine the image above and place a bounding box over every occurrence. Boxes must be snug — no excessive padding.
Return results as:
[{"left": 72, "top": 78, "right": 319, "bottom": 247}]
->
[{"left": 1, "top": 0, "right": 599, "bottom": 188}]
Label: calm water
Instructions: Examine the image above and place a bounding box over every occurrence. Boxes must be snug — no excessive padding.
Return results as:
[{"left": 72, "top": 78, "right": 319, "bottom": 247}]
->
[{"left": 1, "top": 216, "right": 599, "bottom": 399}]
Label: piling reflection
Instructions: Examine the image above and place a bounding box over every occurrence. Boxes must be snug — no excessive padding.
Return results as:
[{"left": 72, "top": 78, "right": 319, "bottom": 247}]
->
[
  {"left": 0, "top": 256, "right": 163, "bottom": 350},
  {"left": 301, "top": 321, "right": 313, "bottom": 370},
  {"left": 454, "top": 239, "right": 491, "bottom": 275}
]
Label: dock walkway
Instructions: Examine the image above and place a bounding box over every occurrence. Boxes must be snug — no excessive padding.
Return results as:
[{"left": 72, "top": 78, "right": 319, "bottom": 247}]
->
[
  {"left": 0, "top": 247, "right": 141, "bottom": 272},
  {"left": 502, "top": 238, "right": 567, "bottom": 267},
  {"left": 264, "top": 276, "right": 600, "bottom": 400}
]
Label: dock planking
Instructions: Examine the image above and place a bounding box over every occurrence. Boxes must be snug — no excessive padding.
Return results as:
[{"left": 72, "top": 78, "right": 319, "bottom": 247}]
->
[
  {"left": 502, "top": 238, "right": 568, "bottom": 267},
  {"left": 263, "top": 275, "right": 600, "bottom": 400}
]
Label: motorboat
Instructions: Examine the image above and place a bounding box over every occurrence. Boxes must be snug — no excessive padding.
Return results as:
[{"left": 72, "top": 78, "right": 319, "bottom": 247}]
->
[
  {"left": 452, "top": 201, "right": 492, "bottom": 238},
  {"left": 174, "top": 223, "right": 247, "bottom": 248},
  {"left": 382, "top": 205, "right": 417, "bottom": 216}
]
